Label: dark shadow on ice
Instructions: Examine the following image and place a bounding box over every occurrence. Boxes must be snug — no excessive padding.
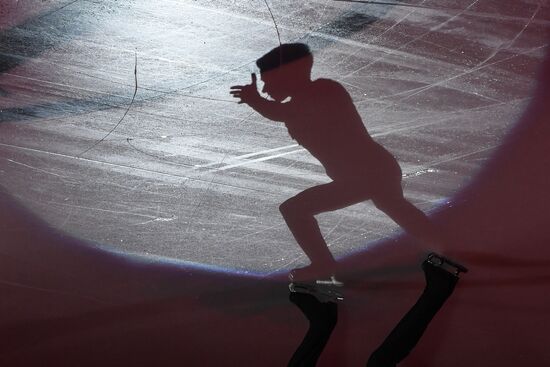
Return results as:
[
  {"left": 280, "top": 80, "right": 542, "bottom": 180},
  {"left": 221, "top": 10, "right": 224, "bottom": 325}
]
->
[
  {"left": 310, "top": 11, "right": 378, "bottom": 40},
  {"left": 231, "top": 43, "right": 446, "bottom": 280},
  {"left": 0, "top": 3, "right": 87, "bottom": 74},
  {"left": 0, "top": 98, "right": 121, "bottom": 123},
  {"left": 366, "top": 253, "right": 463, "bottom": 367},
  {"left": 0, "top": 2, "right": 112, "bottom": 122},
  {"left": 287, "top": 292, "right": 338, "bottom": 367},
  {"left": 332, "top": 0, "right": 432, "bottom": 9}
]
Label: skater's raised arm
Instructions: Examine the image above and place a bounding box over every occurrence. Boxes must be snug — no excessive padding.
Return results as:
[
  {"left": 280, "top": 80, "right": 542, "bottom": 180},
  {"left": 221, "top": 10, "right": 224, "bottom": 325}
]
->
[{"left": 230, "top": 73, "right": 292, "bottom": 122}]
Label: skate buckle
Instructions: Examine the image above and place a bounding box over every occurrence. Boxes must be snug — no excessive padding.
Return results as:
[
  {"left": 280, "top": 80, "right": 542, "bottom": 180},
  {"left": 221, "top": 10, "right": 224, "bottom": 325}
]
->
[{"left": 427, "top": 252, "right": 468, "bottom": 276}]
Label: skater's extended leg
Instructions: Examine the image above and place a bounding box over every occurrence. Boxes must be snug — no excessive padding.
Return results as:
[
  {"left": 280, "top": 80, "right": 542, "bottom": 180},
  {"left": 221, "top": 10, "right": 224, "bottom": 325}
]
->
[
  {"left": 280, "top": 181, "right": 371, "bottom": 277},
  {"left": 373, "top": 194, "right": 445, "bottom": 249},
  {"left": 366, "top": 258, "right": 459, "bottom": 367}
]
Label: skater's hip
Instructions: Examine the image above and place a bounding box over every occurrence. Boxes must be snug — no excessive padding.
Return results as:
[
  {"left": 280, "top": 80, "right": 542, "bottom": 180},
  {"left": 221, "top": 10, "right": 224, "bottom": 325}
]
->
[{"left": 326, "top": 156, "right": 402, "bottom": 183}]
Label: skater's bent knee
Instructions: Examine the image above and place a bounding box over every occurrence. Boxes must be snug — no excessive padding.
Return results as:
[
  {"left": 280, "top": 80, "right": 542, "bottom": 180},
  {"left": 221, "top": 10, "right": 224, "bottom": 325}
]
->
[
  {"left": 280, "top": 197, "right": 310, "bottom": 217},
  {"left": 279, "top": 199, "right": 294, "bottom": 215},
  {"left": 372, "top": 196, "right": 404, "bottom": 212}
]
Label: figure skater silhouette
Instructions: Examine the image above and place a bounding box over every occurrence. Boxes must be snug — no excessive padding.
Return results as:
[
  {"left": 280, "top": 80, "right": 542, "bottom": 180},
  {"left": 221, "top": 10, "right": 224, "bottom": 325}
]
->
[{"left": 231, "top": 43, "right": 443, "bottom": 281}]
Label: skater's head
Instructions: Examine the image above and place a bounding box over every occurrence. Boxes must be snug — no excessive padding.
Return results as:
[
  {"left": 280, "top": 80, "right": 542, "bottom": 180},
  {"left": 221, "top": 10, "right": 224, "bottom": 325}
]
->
[
  {"left": 256, "top": 43, "right": 313, "bottom": 74},
  {"left": 256, "top": 43, "right": 313, "bottom": 101}
]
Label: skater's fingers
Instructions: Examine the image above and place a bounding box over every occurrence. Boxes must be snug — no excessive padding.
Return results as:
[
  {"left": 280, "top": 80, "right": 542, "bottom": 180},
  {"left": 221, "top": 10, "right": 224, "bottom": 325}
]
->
[
  {"left": 230, "top": 85, "right": 245, "bottom": 90},
  {"left": 251, "top": 73, "right": 257, "bottom": 85}
]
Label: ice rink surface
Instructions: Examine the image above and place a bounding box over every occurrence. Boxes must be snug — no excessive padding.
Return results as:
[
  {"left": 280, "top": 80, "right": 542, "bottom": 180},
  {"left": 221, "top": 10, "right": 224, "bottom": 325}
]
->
[
  {"left": 1, "top": 0, "right": 548, "bottom": 271},
  {"left": 1, "top": 1, "right": 550, "bottom": 366}
]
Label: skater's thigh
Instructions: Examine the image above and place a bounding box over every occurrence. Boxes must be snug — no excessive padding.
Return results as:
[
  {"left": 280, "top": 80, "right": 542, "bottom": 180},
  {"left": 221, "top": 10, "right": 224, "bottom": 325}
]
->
[{"left": 291, "top": 181, "right": 372, "bottom": 213}]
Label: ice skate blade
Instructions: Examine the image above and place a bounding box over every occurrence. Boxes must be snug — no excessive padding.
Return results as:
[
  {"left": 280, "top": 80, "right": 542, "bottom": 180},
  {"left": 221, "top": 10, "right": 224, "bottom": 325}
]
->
[
  {"left": 288, "top": 269, "right": 343, "bottom": 285},
  {"left": 316, "top": 275, "right": 344, "bottom": 287},
  {"left": 426, "top": 252, "right": 468, "bottom": 276}
]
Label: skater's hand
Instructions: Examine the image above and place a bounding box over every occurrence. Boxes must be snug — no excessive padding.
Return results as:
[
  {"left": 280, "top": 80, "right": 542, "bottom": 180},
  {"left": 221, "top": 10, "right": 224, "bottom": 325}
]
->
[{"left": 230, "top": 73, "right": 260, "bottom": 105}]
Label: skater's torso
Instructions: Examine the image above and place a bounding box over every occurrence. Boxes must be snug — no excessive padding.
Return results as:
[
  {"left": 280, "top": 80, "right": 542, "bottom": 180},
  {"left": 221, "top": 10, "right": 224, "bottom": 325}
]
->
[{"left": 283, "top": 79, "right": 399, "bottom": 180}]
